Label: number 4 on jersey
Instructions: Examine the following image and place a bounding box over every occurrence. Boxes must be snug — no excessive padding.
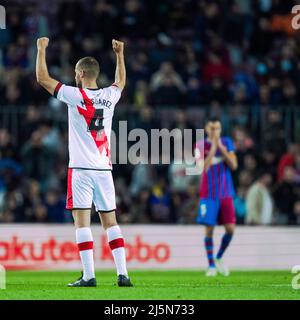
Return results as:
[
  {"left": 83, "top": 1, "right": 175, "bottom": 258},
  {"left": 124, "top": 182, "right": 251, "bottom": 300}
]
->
[{"left": 88, "top": 109, "right": 104, "bottom": 133}]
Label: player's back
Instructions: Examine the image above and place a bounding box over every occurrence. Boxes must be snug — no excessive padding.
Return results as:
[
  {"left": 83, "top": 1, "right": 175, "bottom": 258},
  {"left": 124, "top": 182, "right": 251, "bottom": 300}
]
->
[{"left": 54, "top": 83, "right": 122, "bottom": 170}]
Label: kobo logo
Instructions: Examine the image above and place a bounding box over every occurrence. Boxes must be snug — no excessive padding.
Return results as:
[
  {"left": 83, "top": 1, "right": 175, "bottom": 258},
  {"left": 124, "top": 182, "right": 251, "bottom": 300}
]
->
[
  {"left": 101, "top": 235, "right": 170, "bottom": 263},
  {"left": 291, "top": 265, "right": 300, "bottom": 290},
  {"left": 0, "top": 5, "right": 5, "bottom": 29}
]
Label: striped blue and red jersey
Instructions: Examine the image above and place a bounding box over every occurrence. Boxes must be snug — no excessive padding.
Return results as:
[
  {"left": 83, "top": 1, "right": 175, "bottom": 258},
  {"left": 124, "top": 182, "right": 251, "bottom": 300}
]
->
[{"left": 195, "top": 137, "right": 235, "bottom": 199}]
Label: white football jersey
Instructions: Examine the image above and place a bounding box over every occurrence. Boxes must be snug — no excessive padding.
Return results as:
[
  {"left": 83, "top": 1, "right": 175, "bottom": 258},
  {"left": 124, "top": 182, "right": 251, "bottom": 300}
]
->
[{"left": 54, "top": 83, "right": 121, "bottom": 170}]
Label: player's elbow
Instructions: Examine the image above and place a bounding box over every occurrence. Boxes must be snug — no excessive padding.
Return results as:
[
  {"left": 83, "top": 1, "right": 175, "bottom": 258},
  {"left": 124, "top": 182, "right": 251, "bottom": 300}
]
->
[
  {"left": 36, "top": 75, "right": 50, "bottom": 90},
  {"left": 36, "top": 76, "right": 54, "bottom": 95},
  {"left": 36, "top": 75, "right": 46, "bottom": 86},
  {"left": 36, "top": 75, "right": 42, "bottom": 84},
  {"left": 36, "top": 78, "right": 45, "bottom": 87}
]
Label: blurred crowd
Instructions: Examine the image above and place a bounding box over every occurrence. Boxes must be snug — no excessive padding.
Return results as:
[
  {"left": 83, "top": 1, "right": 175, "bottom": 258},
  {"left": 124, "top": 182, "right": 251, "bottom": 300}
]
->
[{"left": 1, "top": 0, "right": 300, "bottom": 224}]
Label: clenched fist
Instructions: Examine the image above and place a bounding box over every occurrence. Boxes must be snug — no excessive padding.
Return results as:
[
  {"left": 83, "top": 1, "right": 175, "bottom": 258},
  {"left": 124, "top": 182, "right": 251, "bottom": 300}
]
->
[
  {"left": 112, "top": 39, "right": 124, "bottom": 54},
  {"left": 37, "top": 37, "right": 49, "bottom": 50}
]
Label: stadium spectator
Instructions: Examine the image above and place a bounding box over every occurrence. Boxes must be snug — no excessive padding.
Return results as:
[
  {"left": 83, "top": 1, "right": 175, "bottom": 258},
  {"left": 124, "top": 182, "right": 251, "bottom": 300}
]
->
[
  {"left": 259, "top": 148, "right": 278, "bottom": 181},
  {"left": 130, "top": 188, "right": 151, "bottom": 223},
  {"left": 32, "top": 203, "right": 49, "bottom": 223},
  {"left": 0, "top": 128, "right": 17, "bottom": 160},
  {"left": 233, "top": 187, "right": 247, "bottom": 225},
  {"left": 133, "top": 80, "right": 149, "bottom": 110},
  {"left": 186, "top": 77, "right": 202, "bottom": 105},
  {"left": 44, "top": 189, "right": 66, "bottom": 223},
  {"left": 21, "top": 129, "right": 56, "bottom": 191},
  {"left": 243, "top": 153, "right": 258, "bottom": 178},
  {"left": 177, "top": 183, "right": 199, "bottom": 224},
  {"left": 19, "top": 105, "right": 42, "bottom": 145},
  {"left": 129, "top": 162, "right": 153, "bottom": 197},
  {"left": 147, "top": 177, "right": 177, "bottom": 223},
  {"left": 231, "top": 126, "right": 255, "bottom": 171},
  {"left": 203, "top": 77, "right": 230, "bottom": 105},
  {"left": 245, "top": 171, "right": 273, "bottom": 225},
  {"left": 273, "top": 166, "right": 300, "bottom": 225},
  {"left": 150, "top": 61, "right": 185, "bottom": 106},
  {"left": 261, "top": 110, "right": 286, "bottom": 155},
  {"left": 23, "top": 179, "right": 44, "bottom": 222},
  {"left": 277, "top": 143, "right": 299, "bottom": 181},
  {"left": 202, "top": 50, "right": 231, "bottom": 85}
]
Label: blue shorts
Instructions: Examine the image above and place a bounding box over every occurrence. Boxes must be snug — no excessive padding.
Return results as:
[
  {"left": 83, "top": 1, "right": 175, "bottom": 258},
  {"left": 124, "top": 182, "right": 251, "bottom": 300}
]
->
[{"left": 196, "top": 198, "right": 236, "bottom": 226}]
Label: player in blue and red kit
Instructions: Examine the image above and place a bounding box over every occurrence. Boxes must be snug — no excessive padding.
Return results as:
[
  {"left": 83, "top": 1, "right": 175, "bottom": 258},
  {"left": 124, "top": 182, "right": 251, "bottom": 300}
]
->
[{"left": 194, "top": 117, "right": 238, "bottom": 276}]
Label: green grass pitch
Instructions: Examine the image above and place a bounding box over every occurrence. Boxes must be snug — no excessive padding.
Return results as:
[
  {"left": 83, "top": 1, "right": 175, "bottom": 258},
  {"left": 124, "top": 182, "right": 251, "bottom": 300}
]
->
[{"left": 0, "top": 270, "right": 299, "bottom": 300}]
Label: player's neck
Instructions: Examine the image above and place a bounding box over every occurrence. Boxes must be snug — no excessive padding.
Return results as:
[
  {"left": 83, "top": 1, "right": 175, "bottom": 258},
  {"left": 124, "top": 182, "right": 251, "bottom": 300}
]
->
[{"left": 81, "top": 81, "right": 98, "bottom": 89}]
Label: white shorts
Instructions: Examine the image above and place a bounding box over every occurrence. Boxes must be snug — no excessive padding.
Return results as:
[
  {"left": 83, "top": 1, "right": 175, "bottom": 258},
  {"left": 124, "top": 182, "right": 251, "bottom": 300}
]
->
[{"left": 66, "top": 169, "right": 116, "bottom": 212}]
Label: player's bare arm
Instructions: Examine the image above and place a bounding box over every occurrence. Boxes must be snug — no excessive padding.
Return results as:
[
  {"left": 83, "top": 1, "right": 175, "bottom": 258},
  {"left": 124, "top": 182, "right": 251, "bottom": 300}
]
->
[
  {"left": 204, "top": 137, "right": 218, "bottom": 172},
  {"left": 112, "top": 39, "right": 126, "bottom": 90},
  {"left": 218, "top": 139, "right": 238, "bottom": 171},
  {"left": 36, "top": 37, "right": 59, "bottom": 95}
]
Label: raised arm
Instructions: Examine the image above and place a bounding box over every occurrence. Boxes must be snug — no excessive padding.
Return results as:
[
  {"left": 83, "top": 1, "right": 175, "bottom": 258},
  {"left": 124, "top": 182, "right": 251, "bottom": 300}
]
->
[
  {"left": 112, "top": 39, "right": 126, "bottom": 90},
  {"left": 36, "top": 37, "right": 59, "bottom": 95}
]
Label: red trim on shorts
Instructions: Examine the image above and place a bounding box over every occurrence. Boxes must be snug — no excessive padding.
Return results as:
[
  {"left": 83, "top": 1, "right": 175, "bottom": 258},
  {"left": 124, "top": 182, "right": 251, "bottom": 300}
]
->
[
  {"left": 78, "top": 241, "right": 94, "bottom": 251},
  {"left": 66, "top": 168, "right": 73, "bottom": 209},
  {"left": 109, "top": 238, "right": 124, "bottom": 250},
  {"left": 111, "top": 83, "right": 119, "bottom": 88}
]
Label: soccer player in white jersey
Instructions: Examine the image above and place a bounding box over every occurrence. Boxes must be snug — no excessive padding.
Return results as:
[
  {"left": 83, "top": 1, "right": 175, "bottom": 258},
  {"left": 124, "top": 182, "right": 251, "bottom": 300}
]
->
[{"left": 36, "top": 37, "right": 132, "bottom": 287}]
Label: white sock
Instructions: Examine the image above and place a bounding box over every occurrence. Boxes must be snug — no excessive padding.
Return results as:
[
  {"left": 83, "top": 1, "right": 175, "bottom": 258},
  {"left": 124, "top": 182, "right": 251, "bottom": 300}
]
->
[
  {"left": 76, "top": 227, "right": 95, "bottom": 281},
  {"left": 107, "top": 225, "right": 128, "bottom": 276}
]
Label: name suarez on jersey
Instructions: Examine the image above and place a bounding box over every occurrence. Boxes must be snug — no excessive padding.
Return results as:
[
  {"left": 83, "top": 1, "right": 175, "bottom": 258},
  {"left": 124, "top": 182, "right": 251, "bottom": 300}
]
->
[{"left": 90, "top": 98, "right": 112, "bottom": 108}]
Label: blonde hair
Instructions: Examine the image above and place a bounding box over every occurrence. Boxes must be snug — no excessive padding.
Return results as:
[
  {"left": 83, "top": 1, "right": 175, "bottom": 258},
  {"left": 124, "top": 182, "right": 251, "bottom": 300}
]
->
[{"left": 76, "top": 56, "right": 100, "bottom": 79}]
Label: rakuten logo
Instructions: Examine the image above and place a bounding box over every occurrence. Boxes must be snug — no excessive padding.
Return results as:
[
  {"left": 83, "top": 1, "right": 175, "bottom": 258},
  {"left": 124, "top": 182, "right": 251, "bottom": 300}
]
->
[
  {"left": 0, "top": 235, "right": 170, "bottom": 267},
  {"left": 0, "top": 236, "right": 79, "bottom": 262}
]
